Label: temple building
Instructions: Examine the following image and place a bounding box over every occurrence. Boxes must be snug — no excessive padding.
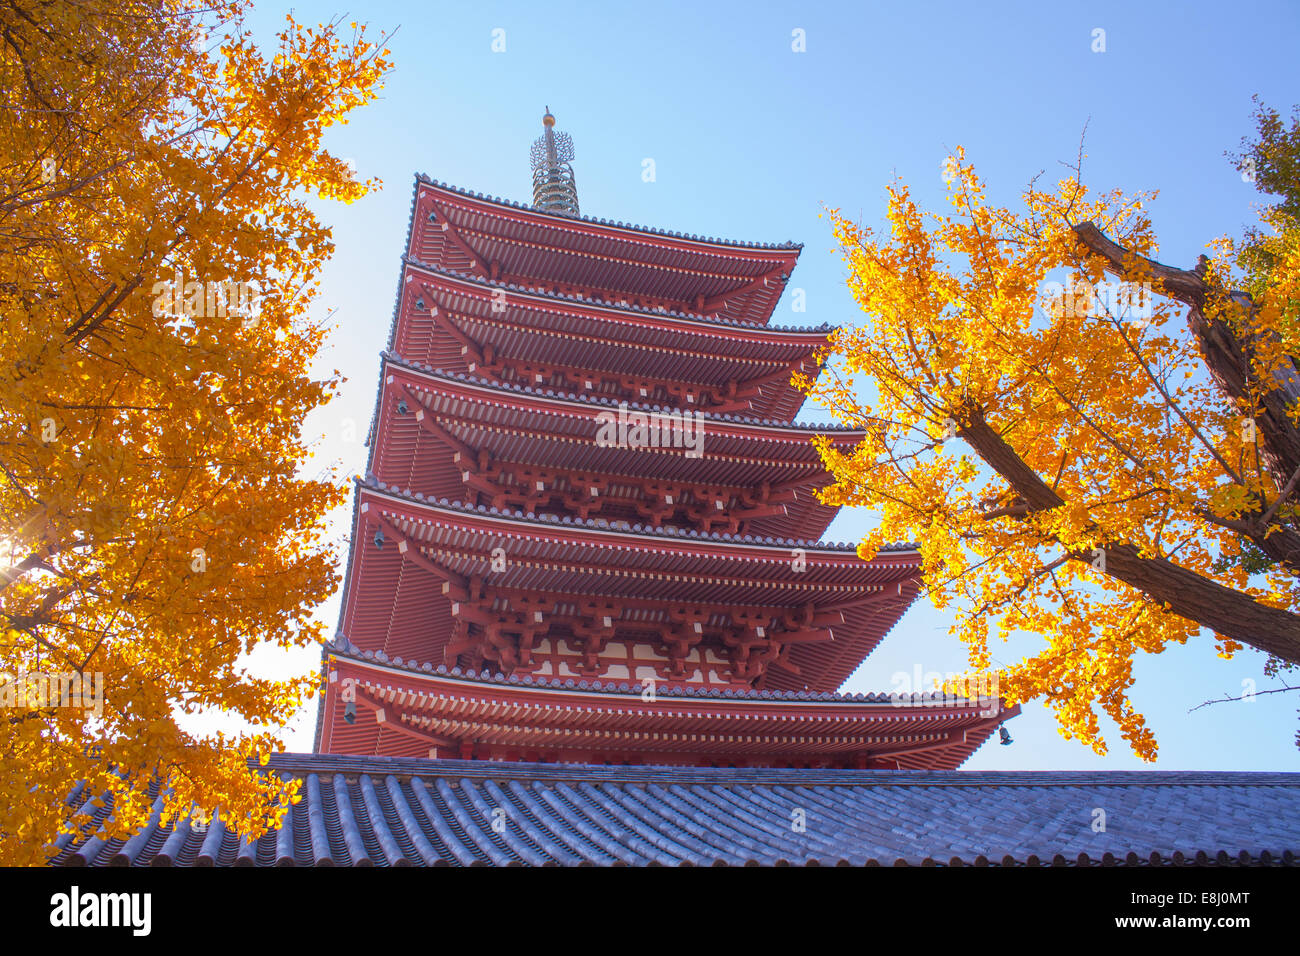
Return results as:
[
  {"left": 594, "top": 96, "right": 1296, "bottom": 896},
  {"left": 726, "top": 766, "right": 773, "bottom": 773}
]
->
[
  {"left": 314, "top": 109, "right": 1012, "bottom": 770},
  {"left": 52, "top": 112, "right": 1300, "bottom": 867}
]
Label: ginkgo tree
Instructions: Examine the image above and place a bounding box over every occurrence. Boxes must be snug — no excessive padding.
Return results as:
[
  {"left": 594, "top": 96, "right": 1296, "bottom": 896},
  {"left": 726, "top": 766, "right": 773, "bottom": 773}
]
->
[
  {"left": 0, "top": 0, "right": 390, "bottom": 864},
  {"left": 799, "top": 105, "right": 1300, "bottom": 760}
]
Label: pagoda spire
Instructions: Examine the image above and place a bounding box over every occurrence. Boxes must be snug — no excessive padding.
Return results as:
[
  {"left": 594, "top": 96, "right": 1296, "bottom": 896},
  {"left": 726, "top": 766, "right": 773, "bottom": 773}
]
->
[{"left": 529, "top": 107, "right": 579, "bottom": 217}]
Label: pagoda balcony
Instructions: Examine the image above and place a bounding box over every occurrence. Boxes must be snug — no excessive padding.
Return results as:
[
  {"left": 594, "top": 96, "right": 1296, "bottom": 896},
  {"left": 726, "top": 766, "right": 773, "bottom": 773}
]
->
[
  {"left": 388, "top": 259, "right": 829, "bottom": 421},
  {"left": 367, "top": 357, "right": 858, "bottom": 539},
  {"left": 407, "top": 176, "right": 801, "bottom": 324},
  {"left": 339, "top": 481, "right": 921, "bottom": 693},
  {"left": 317, "top": 650, "right": 1014, "bottom": 770}
]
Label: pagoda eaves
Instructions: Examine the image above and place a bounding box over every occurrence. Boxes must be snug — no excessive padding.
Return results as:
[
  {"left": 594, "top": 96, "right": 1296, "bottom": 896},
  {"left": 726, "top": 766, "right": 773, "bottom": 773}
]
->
[
  {"left": 317, "top": 651, "right": 1012, "bottom": 770},
  {"left": 339, "top": 481, "right": 921, "bottom": 693},
  {"left": 368, "top": 356, "right": 858, "bottom": 539},
  {"left": 409, "top": 177, "right": 800, "bottom": 324},
  {"left": 389, "top": 258, "right": 829, "bottom": 421}
]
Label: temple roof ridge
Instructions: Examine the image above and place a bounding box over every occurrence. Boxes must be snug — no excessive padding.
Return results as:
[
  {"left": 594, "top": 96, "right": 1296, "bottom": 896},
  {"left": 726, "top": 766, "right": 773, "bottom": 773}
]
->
[
  {"left": 402, "top": 255, "right": 833, "bottom": 332},
  {"left": 279, "top": 750, "right": 1300, "bottom": 790},
  {"left": 415, "top": 173, "right": 804, "bottom": 251},
  {"left": 357, "top": 474, "right": 918, "bottom": 554},
  {"left": 380, "top": 350, "right": 860, "bottom": 432}
]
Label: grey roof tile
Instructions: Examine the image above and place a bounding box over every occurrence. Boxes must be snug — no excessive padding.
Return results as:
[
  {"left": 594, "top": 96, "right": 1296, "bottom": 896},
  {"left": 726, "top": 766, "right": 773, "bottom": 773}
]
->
[{"left": 52, "top": 754, "right": 1300, "bottom": 867}]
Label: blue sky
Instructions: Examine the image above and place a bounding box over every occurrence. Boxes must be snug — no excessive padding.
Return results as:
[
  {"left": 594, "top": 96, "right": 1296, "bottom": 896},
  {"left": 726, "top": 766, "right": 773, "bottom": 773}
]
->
[{"left": 235, "top": 1, "right": 1300, "bottom": 769}]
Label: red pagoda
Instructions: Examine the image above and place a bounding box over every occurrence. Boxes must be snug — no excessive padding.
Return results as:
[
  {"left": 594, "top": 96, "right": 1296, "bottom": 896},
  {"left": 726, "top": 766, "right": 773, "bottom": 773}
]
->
[{"left": 315, "top": 111, "right": 1013, "bottom": 770}]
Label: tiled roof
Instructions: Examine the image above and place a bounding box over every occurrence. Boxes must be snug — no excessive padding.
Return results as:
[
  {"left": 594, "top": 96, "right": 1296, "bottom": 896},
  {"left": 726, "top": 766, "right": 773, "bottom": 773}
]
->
[
  {"left": 326, "top": 641, "right": 955, "bottom": 704},
  {"left": 53, "top": 755, "right": 1300, "bottom": 867},
  {"left": 380, "top": 350, "right": 862, "bottom": 432},
  {"left": 386, "top": 183, "right": 809, "bottom": 361},
  {"left": 403, "top": 255, "right": 834, "bottom": 331},
  {"left": 357, "top": 476, "right": 918, "bottom": 553},
  {"left": 416, "top": 174, "right": 803, "bottom": 251}
]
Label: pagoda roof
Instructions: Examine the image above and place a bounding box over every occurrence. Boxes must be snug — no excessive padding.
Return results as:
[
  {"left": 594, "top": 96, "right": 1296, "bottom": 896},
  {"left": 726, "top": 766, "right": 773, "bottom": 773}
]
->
[
  {"left": 414, "top": 174, "right": 803, "bottom": 251},
  {"left": 54, "top": 753, "right": 1300, "bottom": 866},
  {"left": 371, "top": 360, "right": 845, "bottom": 539},
  {"left": 398, "top": 255, "right": 832, "bottom": 333},
  {"left": 338, "top": 481, "right": 920, "bottom": 691},
  {"left": 407, "top": 177, "right": 801, "bottom": 324},
  {"left": 376, "top": 353, "right": 862, "bottom": 434},
  {"left": 388, "top": 259, "right": 830, "bottom": 422},
  {"left": 328, "top": 640, "right": 967, "bottom": 705},
  {"left": 316, "top": 651, "right": 1010, "bottom": 768},
  {"left": 354, "top": 474, "right": 912, "bottom": 559},
  {"left": 363, "top": 352, "right": 865, "bottom": 490}
]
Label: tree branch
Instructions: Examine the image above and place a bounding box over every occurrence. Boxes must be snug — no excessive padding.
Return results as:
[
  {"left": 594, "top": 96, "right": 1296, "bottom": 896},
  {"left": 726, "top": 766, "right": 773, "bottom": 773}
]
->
[
  {"left": 1073, "top": 220, "right": 1300, "bottom": 575},
  {"left": 957, "top": 403, "right": 1300, "bottom": 664},
  {"left": 1188, "top": 684, "right": 1300, "bottom": 712},
  {"left": 1074, "top": 221, "right": 1300, "bottom": 503}
]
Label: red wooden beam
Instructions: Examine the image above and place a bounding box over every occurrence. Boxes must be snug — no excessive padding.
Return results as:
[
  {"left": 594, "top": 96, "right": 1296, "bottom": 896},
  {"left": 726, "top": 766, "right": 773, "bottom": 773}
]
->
[
  {"left": 368, "top": 512, "right": 470, "bottom": 595},
  {"left": 353, "top": 686, "right": 458, "bottom": 749},
  {"left": 730, "top": 354, "right": 822, "bottom": 398},
  {"left": 701, "top": 265, "right": 787, "bottom": 313},
  {"left": 418, "top": 288, "right": 487, "bottom": 367},
  {"left": 390, "top": 385, "right": 478, "bottom": 463},
  {"left": 422, "top": 197, "right": 490, "bottom": 276}
]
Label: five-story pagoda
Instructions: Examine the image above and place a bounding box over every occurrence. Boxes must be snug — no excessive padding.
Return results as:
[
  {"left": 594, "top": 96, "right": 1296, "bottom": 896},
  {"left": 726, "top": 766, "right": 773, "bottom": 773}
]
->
[{"left": 315, "top": 111, "right": 1013, "bottom": 769}]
